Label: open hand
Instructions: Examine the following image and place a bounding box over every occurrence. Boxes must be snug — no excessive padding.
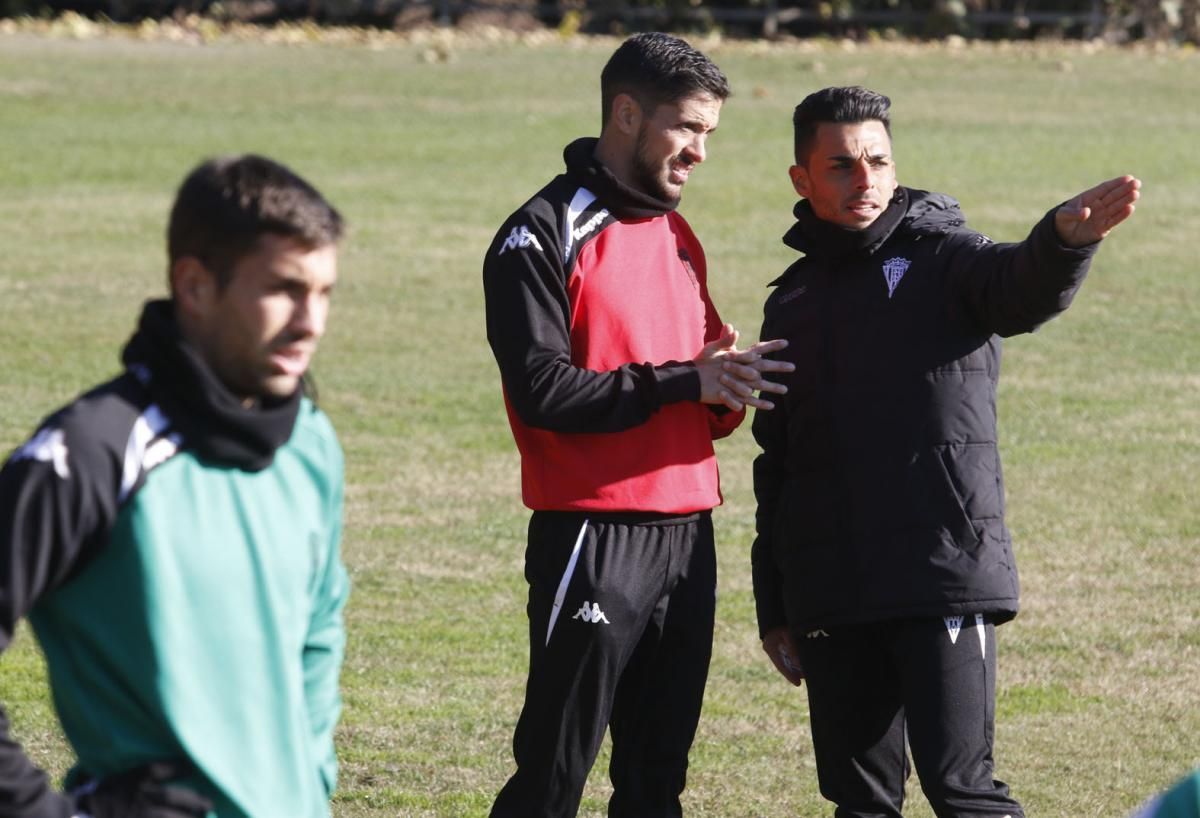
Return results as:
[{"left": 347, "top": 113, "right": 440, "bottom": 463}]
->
[{"left": 1054, "top": 175, "right": 1141, "bottom": 248}]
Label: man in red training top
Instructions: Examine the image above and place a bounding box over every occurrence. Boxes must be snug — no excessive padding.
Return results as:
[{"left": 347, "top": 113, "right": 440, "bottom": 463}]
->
[{"left": 482, "top": 32, "right": 792, "bottom": 818}]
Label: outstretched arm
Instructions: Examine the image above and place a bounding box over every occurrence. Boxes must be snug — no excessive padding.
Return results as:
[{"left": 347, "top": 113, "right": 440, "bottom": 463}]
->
[
  {"left": 946, "top": 175, "right": 1141, "bottom": 338},
  {"left": 1054, "top": 175, "right": 1141, "bottom": 248}
]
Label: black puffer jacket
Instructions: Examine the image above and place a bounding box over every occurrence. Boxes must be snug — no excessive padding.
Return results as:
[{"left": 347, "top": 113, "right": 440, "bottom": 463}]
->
[{"left": 752, "top": 187, "right": 1098, "bottom": 635}]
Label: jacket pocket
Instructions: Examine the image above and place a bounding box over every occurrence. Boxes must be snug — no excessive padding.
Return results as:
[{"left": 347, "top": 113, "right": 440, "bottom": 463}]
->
[{"left": 916, "top": 442, "right": 1002, "bottom": 552}]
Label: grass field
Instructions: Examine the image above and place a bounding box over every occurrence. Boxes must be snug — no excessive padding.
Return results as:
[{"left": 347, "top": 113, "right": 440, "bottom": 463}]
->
[{"left": 1, "top": 24, "right": 1197, "bottom": 817}]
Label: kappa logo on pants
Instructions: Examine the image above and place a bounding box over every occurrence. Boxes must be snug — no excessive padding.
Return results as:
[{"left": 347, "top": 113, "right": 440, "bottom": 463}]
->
[{"left": 572, "top": 601, "right": 610, "bottom": 624}]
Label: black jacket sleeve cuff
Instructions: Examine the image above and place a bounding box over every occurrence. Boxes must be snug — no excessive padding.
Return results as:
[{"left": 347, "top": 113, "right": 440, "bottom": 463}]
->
[{"left": 654, "top": 362, "right": 701, "bottom": 405}]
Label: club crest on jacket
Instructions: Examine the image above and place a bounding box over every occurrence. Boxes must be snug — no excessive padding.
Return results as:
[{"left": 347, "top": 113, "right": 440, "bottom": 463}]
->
[{"left": 882, "top": 256, "right": 911, "bottom": 299}]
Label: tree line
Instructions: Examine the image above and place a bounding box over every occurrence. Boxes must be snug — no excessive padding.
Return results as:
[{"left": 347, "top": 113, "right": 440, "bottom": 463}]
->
[{"left": 3, "top": 0, "right": 1196, "bottom": 43}]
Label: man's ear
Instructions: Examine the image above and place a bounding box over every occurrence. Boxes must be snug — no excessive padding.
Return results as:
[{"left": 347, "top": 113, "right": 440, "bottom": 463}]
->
[
  {"left": 609, "top": 92, "right": 643, "bottom": 137},
  {"left": 788, "top": 164, "right": 811, "bottom": 198},
  {"left": 170, "top": 256, "right": 216, "bottom": 318}
]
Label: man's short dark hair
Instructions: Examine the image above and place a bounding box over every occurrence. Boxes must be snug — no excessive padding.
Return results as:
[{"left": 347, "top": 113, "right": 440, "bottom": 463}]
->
[
  {"left": 793, "top": 86, "right": 892, "bottom": 165},
  {"left": 167, "top": 154, "right": 344, "bottom": 290},
  {"left": 600, "top": 32, "right": 730, "bottom": 127}
]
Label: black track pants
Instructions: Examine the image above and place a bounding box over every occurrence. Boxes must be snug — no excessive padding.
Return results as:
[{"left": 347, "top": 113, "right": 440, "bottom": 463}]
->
[
  {"left": 796, "top": 617, "right": 1024, "bottom": 818},
  {"left": 490, "top": 510, "right": 717, "bottom": 818}
]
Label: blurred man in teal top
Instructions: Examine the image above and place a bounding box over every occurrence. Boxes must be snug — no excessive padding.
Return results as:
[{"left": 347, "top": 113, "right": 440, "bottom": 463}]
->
[
  {"left": 1131, "top": 772, "right": 1200, "bottom": 818},
  {"left": 0, "top": 154, "right": 349, "bottom": 818}
]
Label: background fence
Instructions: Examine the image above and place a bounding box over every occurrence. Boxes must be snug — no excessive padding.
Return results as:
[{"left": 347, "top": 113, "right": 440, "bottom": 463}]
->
[{"left": 1, "top": 0, "right": 1196, "bottom": 51}]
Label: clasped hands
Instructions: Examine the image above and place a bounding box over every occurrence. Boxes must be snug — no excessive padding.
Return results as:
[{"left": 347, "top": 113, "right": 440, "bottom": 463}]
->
[{"left": 695, "top": 323, "right": 794, "bottom": 412}]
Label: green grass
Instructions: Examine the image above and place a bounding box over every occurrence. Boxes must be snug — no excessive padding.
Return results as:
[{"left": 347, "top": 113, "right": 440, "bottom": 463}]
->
[{"left": 1, "top": 27, "right": 1198, "bottom": 817}]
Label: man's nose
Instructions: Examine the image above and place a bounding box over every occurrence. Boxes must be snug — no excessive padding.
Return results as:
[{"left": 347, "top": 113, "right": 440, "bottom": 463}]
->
[
  {"left": 850, "top": 159, "right": 872, "bottom": 189},
  {"left": 293, "top": 292, "right": 328, "bottom": 339}
]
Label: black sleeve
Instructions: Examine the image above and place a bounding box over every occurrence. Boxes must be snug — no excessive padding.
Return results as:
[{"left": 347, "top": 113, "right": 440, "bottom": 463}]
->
[
  {"left": 750, "top": 309, "right": 790, "bottom": 638},
  {"left": 0, "top": 417, "right": 119, "bottom": 817},
  {"left": 483, "top": 211, "right": 701, "bottom": 434},
  {"left": 0, "top": 706, "right": 72, "bottom": 817},
  {"left": 945, "top": 208, "right": 1100, "bottom": 338}
]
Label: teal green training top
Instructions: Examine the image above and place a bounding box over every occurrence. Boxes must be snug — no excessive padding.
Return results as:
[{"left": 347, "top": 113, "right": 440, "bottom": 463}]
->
[
  {"left": 1132, "top": 771, "right": 1200, "bottom": 818},
  {"left": 0, "top": 301, "right": 349, "bottom": 818}
]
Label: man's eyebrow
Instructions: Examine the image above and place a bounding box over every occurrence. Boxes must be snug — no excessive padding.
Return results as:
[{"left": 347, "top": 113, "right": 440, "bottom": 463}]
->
[
  {"left": 825, "top": 150, "right": 891, "bottom": 162},
  {"left": 681, "top": 116, "right": 717, "bottom": 133}
]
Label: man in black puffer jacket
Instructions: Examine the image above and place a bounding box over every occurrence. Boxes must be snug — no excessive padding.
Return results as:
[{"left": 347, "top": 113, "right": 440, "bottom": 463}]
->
[{"left": 752, "top": 86, "right": 1140, "bottom": 817}]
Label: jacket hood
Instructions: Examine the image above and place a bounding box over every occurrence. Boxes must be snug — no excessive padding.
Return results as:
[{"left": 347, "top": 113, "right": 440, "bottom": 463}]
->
[
  {"left": 121, "top": 299, "right": 301, "bottom": 471},
  {"left": 903, "top": 188, "right": 966, "bottom": 235},
  {"left": 562, "top": 137, "right": 678, "bottom": 220}
]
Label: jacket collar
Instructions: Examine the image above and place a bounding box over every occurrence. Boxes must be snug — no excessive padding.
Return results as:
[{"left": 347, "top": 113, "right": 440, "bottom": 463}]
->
[
  {"left": 562, "top": 137, "right": 678, "bottom": 220},
  {"left": 121, "top": 299, "right": 301, "bottom": 471},
  {"left": 782, "top": 186, "right": 909, "bottom": 263}
]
